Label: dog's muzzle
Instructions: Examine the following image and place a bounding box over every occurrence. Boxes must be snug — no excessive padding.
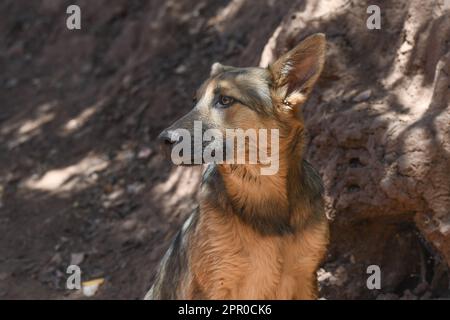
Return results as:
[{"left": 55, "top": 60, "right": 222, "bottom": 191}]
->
[{"left": 158, "top": 129, "right": 181, "bottom": 159}]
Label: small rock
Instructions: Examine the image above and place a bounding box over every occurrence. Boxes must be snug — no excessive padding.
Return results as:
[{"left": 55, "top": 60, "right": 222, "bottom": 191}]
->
[
  {"left": 122, "top": 219, "right": 138, "bottom": 231},
  {"left": 400, "top": 289, "right": 418, "bottom": 300},
  {"left": 70, "top": 252, "right": 85, "bottom": 265},
  {"left": 135, "top": 229, "right": 148, "bottom": 243},
  {"left": 50, "top": 253, "right": 63, "bottom": 265},
  {"left": 82, "top": 278, "right": 104, "bottom": 297},
  {"left": 318, "top": 271, "right": 333, "bottom": 282},
  {"left": 137, "top": 147, "right": 153, "bottom": 159},
  {"left": 343, "top": 89, "right": 358, "bottom": 101},
  {"left": 174, "top": 64, "right": 187, "bottom": 74},
  {"left": 81, "top": 63, "right": 93, "bottom": 74},
  {"left": 102, "top": 188, "right": 125, "bottom": 209},
  {"left": 126, "top": 182, "right": 145, "bottom": 194},
  {"left": 420, "top": 291, "right": 432, "bottom": 300},
  {"left": 116, "top": 149, "right": 135, "bottom": 162},
  {"left": 108, "top": 189, "right": 124, "bottom": 201},
  {"left": 5, "top": 78, "right": 18, "bottom": 89},
  {"left": 329, "top": 266, "right": 348, "bottom": 286},
  {"left": 376, "top": 293, "right": 399, "bottom": 300},
  {"left": 122, "top": 75, "right": 132, "bottom": 88},
  {"left": 353, "top": 89, "right": 372, "bottom": 102},
  {"left": 122, "top": 228, "right": 148, "bottom": 246},
  {"left": 32, "top": 78, "right": 41, "bottom": 87},
  {"left": 413, "top": 282, "right": 428, "bottom": 295}
]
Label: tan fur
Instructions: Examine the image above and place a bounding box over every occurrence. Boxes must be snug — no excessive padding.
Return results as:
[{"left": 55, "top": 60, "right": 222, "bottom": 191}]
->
[{"left": 184, "top": 179, "right": 329, "bottom": 299}]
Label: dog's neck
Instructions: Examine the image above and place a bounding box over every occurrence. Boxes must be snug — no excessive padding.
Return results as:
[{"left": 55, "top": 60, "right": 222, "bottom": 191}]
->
[{"left": 202, "top": 126, "right": 309, "bottom": 236}]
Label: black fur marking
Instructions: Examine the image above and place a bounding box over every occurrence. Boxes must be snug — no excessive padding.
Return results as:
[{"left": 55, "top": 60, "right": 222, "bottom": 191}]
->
[{"left": 147, "top": 210, "right": 198, "bottom": 299}]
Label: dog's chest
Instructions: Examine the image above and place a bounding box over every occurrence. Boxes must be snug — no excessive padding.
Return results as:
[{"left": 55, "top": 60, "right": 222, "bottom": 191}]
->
[{"left": 190, "top": 211, "right": 325, "bottom": 299}]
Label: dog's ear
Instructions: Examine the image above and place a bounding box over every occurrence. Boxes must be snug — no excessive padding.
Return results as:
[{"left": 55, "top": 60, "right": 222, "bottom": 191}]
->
[
  {"left": 210, "top": 62, "right": 224, "bottom": 77},
  {"left": 210, "top": 62, "right": 233, "bottom": 77},
  {"left": 269, "top": 33, "right": 326, "bottom": 107}
]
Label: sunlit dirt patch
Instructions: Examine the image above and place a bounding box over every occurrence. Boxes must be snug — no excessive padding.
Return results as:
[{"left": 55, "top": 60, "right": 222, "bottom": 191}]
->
[
  {"left": 60, "top": 100, "right": 105, "bottom": 136},
  {"left": 1, "top": 102, "right": 57, "bottom": 149},
  {"left": 22, "top": 154, "right": 109, "bottom": 193},
  {"left": 151, "top": 166, "right": 202, "bottom": 212}
]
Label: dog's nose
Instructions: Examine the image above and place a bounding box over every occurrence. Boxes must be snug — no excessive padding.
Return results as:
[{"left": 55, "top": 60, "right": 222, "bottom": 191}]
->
[
  {"left": 158, "top": 130, "right": 179, "bottom": 158},
  {"left": 158, "top": 130, "right": 177, "bottom": 145}
]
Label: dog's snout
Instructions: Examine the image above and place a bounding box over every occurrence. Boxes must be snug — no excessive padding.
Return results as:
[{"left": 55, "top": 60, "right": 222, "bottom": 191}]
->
[
  {"left": 158, "top": 130, "right": 178, "bottom": 146},
  {"left": 158, "top": 129, "right": 180, "bottom": 159}
]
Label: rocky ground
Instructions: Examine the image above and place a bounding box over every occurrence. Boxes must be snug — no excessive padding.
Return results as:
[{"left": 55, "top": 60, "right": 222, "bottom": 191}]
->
[{"left": 0, "top": 0, "right": 449, "bottom": 299}]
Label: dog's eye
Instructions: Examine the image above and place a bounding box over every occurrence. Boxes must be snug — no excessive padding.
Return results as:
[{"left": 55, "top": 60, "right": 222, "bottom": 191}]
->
[
  {"left": 216, "top": 95, "right": 234, "bottom": 108},
  {"left": 192, "top": 96, "right": 198, "bottom": 105}
]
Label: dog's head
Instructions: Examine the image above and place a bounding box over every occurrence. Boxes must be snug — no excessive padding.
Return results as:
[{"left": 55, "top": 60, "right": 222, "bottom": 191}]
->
[{"left": 158, "top": 33, "right": 326, "bottom": 169}]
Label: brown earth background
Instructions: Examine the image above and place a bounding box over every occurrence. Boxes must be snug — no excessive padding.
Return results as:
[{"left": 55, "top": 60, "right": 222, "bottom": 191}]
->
[{"left": 0, "top": 0, "right": 449, "bottom": 299}]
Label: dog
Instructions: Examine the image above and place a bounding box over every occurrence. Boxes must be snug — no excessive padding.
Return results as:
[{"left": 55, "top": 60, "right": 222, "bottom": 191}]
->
[{"left": 145, "top": 33, "right": 329, "bottom": 300}]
